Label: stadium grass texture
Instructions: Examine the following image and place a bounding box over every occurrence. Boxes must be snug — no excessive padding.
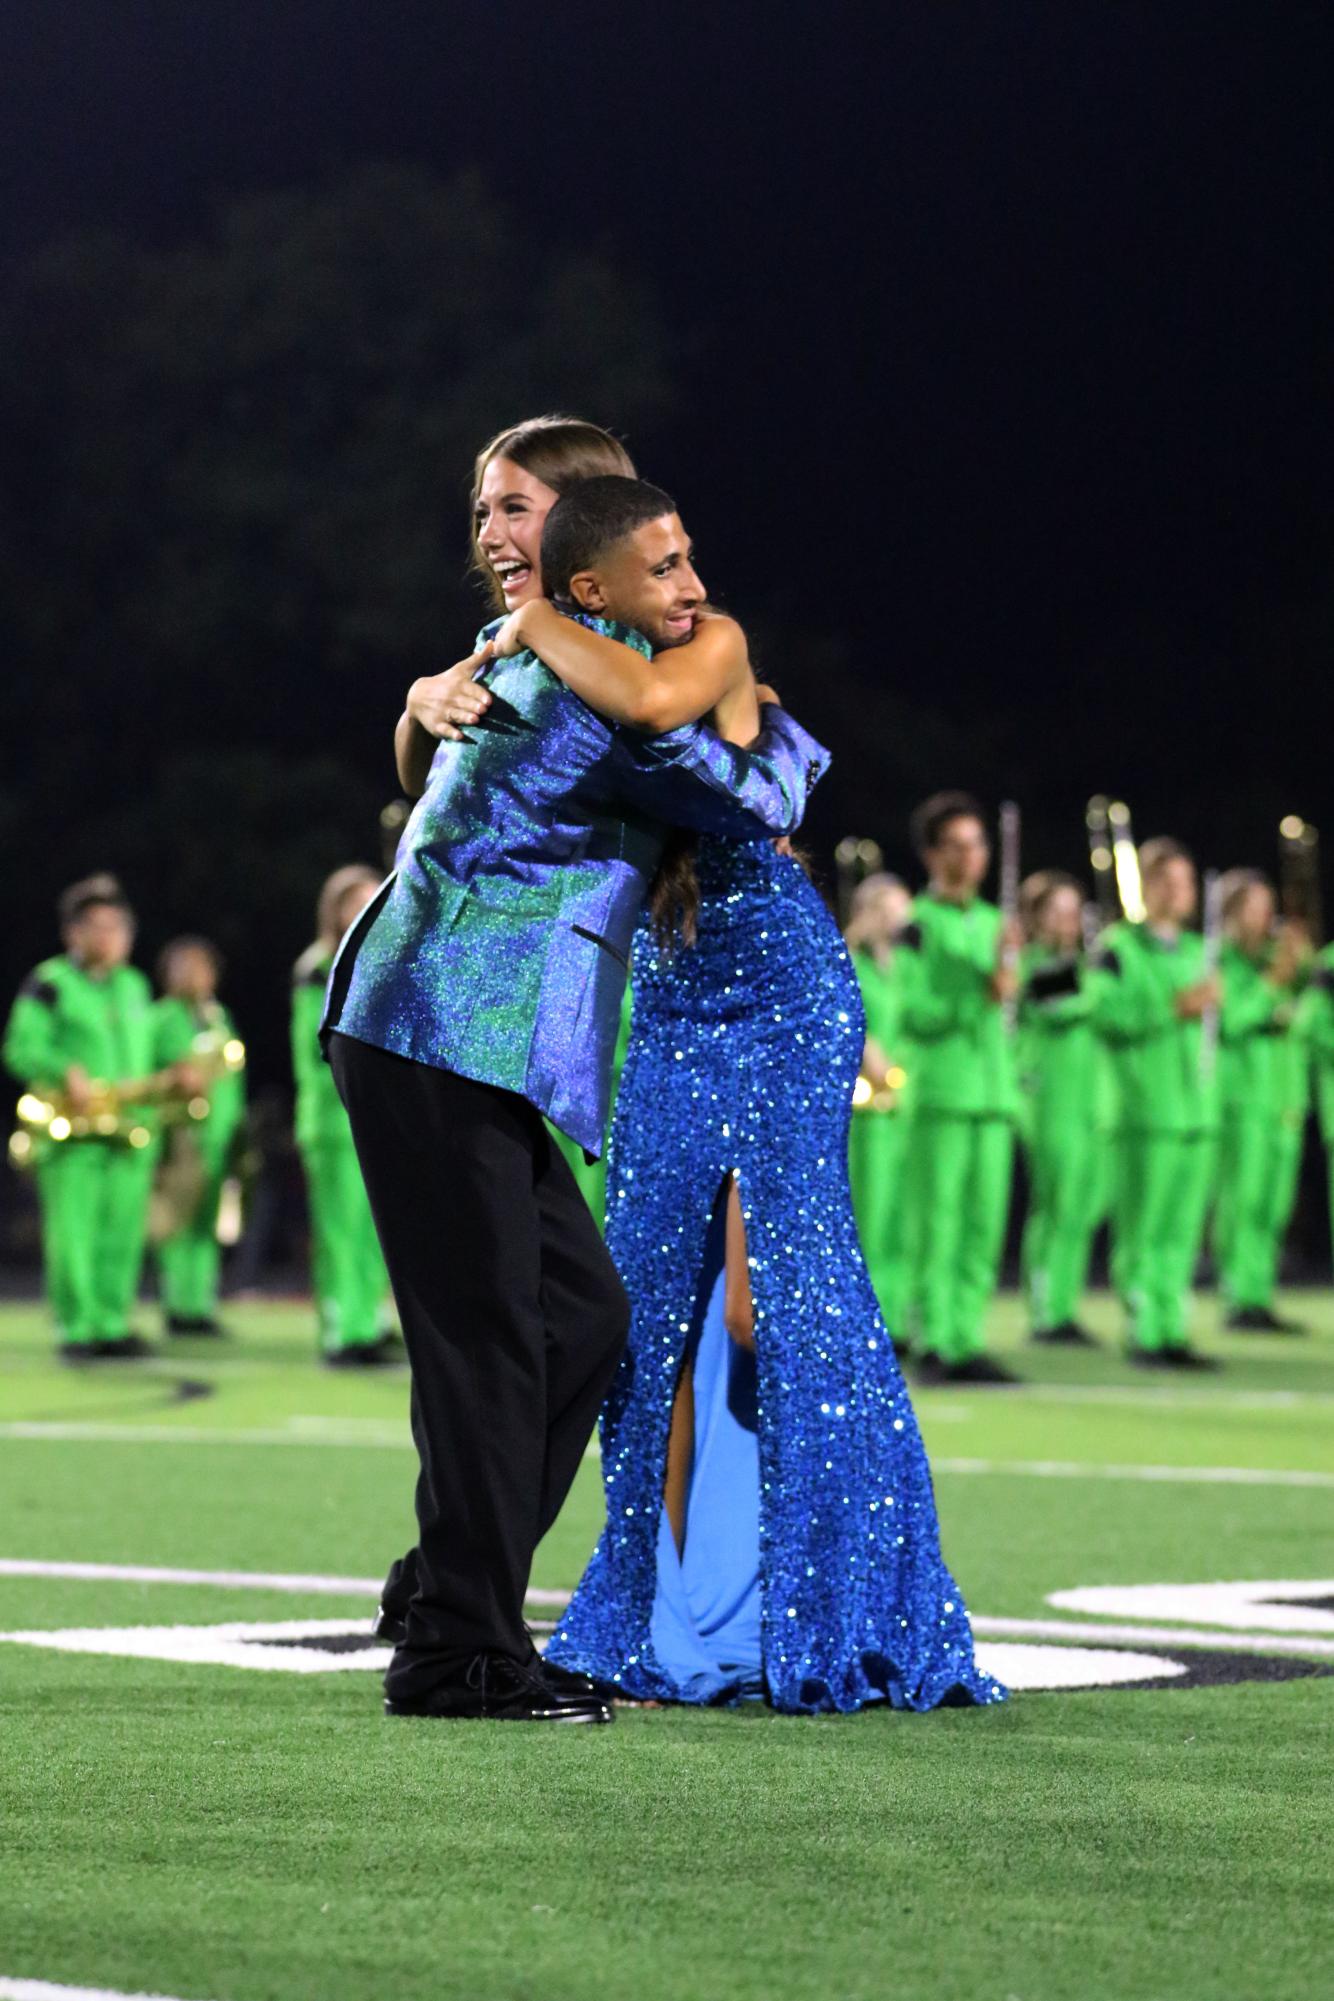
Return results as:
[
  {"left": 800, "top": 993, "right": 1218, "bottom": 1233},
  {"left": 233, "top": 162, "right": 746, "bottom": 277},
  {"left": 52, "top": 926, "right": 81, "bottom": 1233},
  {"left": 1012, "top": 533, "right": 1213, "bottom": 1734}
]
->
[{"left": 1, "top": 1294, "right": 1331, "bottom": 2001}]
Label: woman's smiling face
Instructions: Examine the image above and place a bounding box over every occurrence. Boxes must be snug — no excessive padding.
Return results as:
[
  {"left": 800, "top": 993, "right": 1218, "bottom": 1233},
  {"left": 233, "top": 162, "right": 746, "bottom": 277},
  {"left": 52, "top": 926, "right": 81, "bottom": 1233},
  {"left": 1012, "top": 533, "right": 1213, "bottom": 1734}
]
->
[{"left": 474, "top": 455, "right": 560, "bottom": 609}]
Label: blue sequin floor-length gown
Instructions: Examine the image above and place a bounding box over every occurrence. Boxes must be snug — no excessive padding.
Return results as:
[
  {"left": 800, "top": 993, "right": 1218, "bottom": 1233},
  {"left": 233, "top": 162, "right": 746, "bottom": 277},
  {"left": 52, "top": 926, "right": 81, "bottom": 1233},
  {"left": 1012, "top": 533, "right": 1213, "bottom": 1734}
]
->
[{"left": 546, "top": 837, "right": 1006, "bottom": 1714}]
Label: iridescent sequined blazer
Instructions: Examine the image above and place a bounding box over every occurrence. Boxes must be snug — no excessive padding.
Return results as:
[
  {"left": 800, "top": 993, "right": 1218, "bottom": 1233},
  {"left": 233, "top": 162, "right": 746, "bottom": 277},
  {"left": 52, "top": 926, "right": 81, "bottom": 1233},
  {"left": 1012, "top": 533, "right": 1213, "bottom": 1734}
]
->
[{"left": 323, "top": 618, "right": 830, "bottom": 1155}]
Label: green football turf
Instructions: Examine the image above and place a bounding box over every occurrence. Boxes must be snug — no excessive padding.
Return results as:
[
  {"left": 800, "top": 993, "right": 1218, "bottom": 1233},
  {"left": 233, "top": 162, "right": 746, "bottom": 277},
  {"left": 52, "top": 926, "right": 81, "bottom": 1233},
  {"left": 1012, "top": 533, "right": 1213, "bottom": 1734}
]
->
[{"left": 1, "top": 1292, "right": 1331, "bottom": 2001}]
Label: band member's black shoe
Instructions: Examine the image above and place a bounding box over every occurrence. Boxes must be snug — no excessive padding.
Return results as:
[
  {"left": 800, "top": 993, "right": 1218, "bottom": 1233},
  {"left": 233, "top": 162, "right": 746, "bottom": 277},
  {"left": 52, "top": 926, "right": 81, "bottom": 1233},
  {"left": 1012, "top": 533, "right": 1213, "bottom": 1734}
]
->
[
  {"left": 1125, "top": 1344, "right": 1171, "bottom": 1368},
  {"left": 944, "top": 1353, "right": 1020, "bottom": 1385},
  {"left": 1225, "top": 1306, "right": 1307, "bottom": 1336},
  {"left": 384, "top": 1652, "right": 612, "bottom": 1724},
  {"left": 1159, "top": 1344, "right": 1221, "bottom": 1372},
  {"left": 1031, "top": 1321, "right": 1100, "bottom": 1347},
  {"left": 914, "top": 1351, "right": 1018, "bottom": 1386},
  {"left": 166, "top": 1313, "right": 227, "bottom": 1337},
  {"left": 322, "top": 1337, "right": 402, "bottom": 1369},
  {"left": 92, "top": 1333, "right": 155, "bottom": 1359}
]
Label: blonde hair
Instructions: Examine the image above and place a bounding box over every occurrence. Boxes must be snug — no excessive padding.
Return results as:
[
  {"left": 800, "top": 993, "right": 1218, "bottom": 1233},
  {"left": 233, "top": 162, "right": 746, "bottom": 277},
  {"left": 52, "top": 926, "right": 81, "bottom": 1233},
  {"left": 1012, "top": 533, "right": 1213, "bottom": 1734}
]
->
[{"left": 469, "top": 414, "right": 636, "bottom": 608}]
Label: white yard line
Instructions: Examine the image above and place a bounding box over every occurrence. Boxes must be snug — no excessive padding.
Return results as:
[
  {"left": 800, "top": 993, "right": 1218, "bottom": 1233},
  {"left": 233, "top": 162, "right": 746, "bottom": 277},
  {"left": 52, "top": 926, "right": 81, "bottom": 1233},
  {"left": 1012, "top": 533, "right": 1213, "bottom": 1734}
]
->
[
  {"left": 2, "top": 1421, "right": 1327, "bottom": 1487},
  {"left": 0, "top": 1422, "right": 412, "bottom": 1447},
  {"left": 4, "top": 1560, "right": 1332, "bottom": 1658},
  {"left": 970, "top": 1614, "right": 1334, "bottom": 1659},
  {"left": 934, "top": 1456, "right": 1334, "bottom": 1488},
  {"left": 0, "top": 1558, "right": 569, "bottom": 1606},
  {"left": 988, "top": 1383, "right": 1334, "bottom": 1412},
  {"left": 0, "top": 1983, "right": 207, "bottom": 2001}
]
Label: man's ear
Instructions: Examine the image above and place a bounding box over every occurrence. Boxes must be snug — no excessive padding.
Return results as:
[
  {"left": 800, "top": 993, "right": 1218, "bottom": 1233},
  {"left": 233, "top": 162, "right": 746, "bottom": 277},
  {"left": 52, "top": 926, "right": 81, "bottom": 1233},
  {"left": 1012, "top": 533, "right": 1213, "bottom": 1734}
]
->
[{"left": 569, "top": 569, "right": 606, "bottom": 613}]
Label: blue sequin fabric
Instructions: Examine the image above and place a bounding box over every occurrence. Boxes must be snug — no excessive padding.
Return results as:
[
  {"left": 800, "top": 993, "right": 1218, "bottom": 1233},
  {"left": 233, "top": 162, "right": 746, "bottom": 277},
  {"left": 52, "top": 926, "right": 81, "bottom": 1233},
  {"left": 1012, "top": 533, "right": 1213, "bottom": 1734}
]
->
[{"left": 546, "top": 837, "right": 1007, "bottom": 1714}]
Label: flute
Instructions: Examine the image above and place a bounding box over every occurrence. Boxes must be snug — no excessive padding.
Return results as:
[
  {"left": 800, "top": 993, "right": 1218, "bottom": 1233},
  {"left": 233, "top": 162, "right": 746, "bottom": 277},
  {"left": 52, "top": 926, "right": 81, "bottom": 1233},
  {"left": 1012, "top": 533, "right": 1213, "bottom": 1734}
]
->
[
  {"left": 999, "top": 800, "right": 1021, "bottom": 1031},
  {"left": 1199, "top": 867, "right": 1223, "bottom": 1082}
]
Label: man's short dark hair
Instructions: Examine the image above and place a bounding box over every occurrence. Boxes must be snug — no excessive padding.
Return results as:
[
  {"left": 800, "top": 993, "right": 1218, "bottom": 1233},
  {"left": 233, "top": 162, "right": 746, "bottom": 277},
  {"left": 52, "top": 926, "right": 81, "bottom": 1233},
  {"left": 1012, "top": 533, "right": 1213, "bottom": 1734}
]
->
[
  {"left": 910, "top": 791, "right": 986, "bottom": 862},
  {"left": 541, "top": 475, "right": 676, "bottom": 599},
  {"left": 59, "top": 873, "right": 131, "bottom": 928}
]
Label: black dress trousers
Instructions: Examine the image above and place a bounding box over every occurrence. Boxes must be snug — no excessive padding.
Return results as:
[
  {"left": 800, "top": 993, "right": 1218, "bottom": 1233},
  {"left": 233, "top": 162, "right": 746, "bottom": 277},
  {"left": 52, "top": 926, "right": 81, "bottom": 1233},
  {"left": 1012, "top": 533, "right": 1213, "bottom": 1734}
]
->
[{"left": 328, "top": 1032, "right": 629, "bottom": 1699}]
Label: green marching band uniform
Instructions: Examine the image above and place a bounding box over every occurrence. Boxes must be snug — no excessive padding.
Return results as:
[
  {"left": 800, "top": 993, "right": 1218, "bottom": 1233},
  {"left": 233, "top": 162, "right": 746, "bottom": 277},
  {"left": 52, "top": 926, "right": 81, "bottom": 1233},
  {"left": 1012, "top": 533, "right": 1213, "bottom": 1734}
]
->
[
  {"left": 1214, "top": 937, "right": 1306, "bottom": 1318},
  {"left": 1295, "top": 944, "right": 1334, "bottom": 1265},
  {"left": 150, "top": 994, "right": 245, "bottom": 1327},
  {"left": 291, "top": 944, "right": 393, "bottom": 1358},
  {"left": 896, "top": 893, "right": 1014, "bottom": 1366},
  {"left": 1015, "top": 943, "right": 1109, "bottom": 1340},
  {"left": 847, "top": 943, "right": 915, "bottom": 1337},
  {"left": 4, "top": 957, "right": 156, "bottom": 1351},
  {"left": 1087, "top": 921, "right": 1217, "bottom": 1355}
]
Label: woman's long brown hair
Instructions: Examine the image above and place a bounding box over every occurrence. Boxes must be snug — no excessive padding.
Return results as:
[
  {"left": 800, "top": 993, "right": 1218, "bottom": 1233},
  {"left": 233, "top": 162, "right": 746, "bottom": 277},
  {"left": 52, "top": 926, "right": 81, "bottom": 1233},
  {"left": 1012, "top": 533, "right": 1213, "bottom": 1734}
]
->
[{"left": 469, "top": 415, "right": 635, "bottom": 609}]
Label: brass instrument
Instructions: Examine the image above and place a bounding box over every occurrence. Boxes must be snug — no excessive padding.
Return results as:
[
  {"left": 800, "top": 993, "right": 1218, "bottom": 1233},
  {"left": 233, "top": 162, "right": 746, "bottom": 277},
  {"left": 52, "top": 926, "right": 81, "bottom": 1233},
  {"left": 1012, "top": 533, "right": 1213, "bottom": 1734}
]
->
[
  {"left": 834, "top": 835, "right": 885, "bottom": 928},
  {"left": 852, "top": 1061, "right": 908, "bottom": 1114},
  {"left": 8, "top": 1029, "right": 245, "bottom": 1171},
  {"left": 1279, "top": 815, "right": 1322, "bottom": 945},
  {"left": 148, "top": 1026, "right": 248, "bottom": 1243}
]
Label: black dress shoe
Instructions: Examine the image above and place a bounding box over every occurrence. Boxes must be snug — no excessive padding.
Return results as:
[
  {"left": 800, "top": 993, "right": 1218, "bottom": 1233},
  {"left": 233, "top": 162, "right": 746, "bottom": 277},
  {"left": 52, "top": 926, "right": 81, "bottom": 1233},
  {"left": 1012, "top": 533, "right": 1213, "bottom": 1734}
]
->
[
  {"left": 167, "top": 1313, "right": 227, "bottom": 1337},
  {"left": 1031, "top": 1320, "right": 1100, "bottom": 1348},
  {"left": 1125, "top": 1344, "right": 1171, "bottom": 1368},
  {"left": 1225, "top": 1305, "right": 1307, "bottom": 1336},
  {"left": 537, "top": 1655, "right": 599, "bottom": 1700},
  {"left": 385, "top": 1652, "right": 612, "bottom": 1724}
]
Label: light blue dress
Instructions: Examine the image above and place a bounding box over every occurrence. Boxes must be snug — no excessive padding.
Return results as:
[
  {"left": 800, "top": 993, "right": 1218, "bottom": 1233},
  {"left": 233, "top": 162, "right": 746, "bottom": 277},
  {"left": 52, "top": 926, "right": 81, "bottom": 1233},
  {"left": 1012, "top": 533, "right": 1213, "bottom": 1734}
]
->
[{"left": 547, "top": 837, "right": 1006, "bottom": 1714}]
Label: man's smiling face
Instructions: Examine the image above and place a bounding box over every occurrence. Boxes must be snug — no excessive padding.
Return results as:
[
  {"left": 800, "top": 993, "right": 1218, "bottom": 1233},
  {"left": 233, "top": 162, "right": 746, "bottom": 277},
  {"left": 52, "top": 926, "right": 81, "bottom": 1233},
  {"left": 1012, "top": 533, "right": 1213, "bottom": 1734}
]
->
[{"left": 572, "top": 514, "right": 706, "bottom": 652}]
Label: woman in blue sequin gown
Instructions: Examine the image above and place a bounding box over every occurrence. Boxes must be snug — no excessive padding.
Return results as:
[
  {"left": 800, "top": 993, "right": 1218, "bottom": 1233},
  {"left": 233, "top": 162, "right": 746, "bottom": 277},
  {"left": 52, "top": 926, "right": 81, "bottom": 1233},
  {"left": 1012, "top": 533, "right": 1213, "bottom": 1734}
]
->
[
  {"left": 482, "top": 577, "right": 1004, "bottom": 1716},
  {"left": 541, "top": 829, "right": 1005, "bottom": 1713}
]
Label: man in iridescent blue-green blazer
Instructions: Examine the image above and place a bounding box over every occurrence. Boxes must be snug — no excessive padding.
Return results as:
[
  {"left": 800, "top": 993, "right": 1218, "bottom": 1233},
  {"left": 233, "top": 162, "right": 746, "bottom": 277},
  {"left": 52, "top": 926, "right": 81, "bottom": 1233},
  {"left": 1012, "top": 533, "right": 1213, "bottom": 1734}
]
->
[{"left": 324, "top": 476, "right": 828, "bottom": 1724}]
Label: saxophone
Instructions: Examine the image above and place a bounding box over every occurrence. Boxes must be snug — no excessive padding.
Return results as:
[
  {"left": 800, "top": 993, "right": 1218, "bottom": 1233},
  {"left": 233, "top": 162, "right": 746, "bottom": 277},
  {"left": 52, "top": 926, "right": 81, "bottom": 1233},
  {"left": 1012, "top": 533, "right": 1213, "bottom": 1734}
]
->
[{"left": 8, "top": 1026, "right": 245, "bottom": 1169}]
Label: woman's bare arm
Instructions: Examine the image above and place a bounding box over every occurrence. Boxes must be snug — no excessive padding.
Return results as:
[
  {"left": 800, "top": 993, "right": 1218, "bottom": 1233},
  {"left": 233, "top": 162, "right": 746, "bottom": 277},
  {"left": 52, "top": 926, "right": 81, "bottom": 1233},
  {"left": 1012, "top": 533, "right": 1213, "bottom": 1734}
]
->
[
  {"left": 394, "top": 643, "right": 495, "bottom": 795},
  {"left": 501, "top": 600, "right": 753, "bottom": 735}
]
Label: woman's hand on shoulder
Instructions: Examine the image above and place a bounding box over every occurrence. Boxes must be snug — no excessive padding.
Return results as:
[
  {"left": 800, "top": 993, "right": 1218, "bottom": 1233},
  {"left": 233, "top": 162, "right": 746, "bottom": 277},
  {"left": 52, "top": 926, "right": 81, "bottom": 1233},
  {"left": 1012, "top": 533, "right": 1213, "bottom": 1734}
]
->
[{"left": 406, "top": 643, "right": 494, "bottom": 743}]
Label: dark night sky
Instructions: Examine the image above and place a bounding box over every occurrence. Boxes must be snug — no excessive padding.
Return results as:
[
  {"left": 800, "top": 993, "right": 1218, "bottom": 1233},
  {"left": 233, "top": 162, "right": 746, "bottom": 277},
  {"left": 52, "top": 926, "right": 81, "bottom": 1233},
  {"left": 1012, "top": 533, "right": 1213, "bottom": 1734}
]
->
[{"left": 3, "top": 0, "right": 1332, "bottom": 884}]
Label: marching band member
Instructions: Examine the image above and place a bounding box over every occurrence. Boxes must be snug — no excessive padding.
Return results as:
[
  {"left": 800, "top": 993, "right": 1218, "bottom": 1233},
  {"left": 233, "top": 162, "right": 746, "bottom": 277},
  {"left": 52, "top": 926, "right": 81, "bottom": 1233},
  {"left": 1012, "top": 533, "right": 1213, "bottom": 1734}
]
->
[
  {"left": 292, "top": 868, "right": 397, "bottom": 1366},
  {"left": 1088, "top": 838, "right": 1220, "bottom": 1369},
  {"left": 897, "top": 794, "right": 1020, "bottom": 1385},
  {"left": 1016, "top": 871, "right": 1107, "bottom": 1346},
  {"left": 844, "top": 872, "right": 916, "bottom": 1346},
  {"left": 150, "top": 936, "right": 246, "bottom": 1336},
  {"left": 3, "top": 875, "right": 159, "bottom": 1359}
]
